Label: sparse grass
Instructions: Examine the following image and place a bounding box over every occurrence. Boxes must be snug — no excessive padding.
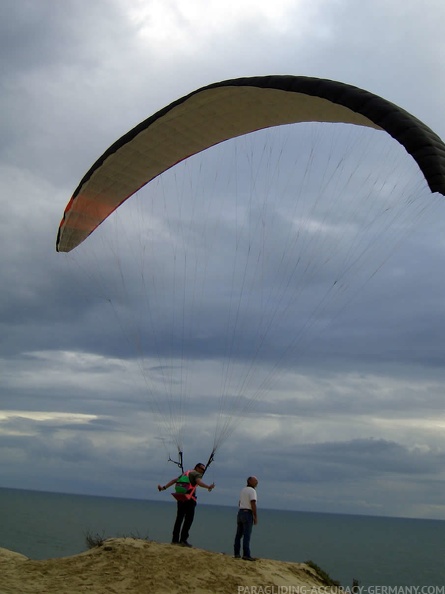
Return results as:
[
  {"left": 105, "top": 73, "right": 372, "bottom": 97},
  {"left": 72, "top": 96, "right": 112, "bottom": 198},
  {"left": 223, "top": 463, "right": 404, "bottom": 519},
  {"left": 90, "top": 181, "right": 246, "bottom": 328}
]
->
[
  {"left": 84, "top": 531, "right": 150, "bottom": 549},
  {"left": 85, "top": 531, "right": 106, "bottom": 549},
  {"left": 305, "top": 560, "right": 341, "bottom": 587}
]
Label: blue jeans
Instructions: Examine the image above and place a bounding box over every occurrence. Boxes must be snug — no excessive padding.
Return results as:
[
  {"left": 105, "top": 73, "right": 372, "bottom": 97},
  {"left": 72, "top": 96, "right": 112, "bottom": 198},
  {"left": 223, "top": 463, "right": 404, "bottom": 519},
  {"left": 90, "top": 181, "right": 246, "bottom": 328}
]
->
[{"left": 234, "top": 509, "right": 254, "bottom": 557}]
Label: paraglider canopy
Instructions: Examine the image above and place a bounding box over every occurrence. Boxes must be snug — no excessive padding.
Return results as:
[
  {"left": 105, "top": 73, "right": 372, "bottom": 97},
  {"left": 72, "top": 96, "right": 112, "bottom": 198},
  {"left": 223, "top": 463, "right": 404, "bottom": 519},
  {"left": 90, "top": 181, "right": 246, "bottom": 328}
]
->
[
  {"left": 56, "top": 75, "right": 445, "bottom": 465},
  {"left": 56, "top": 75, "right": 445, "bottom": 253}
]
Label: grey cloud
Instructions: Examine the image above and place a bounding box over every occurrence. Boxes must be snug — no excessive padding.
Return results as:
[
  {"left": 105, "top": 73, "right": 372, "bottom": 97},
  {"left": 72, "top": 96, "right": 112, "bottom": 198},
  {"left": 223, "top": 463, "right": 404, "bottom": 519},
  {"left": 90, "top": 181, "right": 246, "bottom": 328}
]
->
[{"left": 1, "top": 0, "right": 445, "bottom": 518}]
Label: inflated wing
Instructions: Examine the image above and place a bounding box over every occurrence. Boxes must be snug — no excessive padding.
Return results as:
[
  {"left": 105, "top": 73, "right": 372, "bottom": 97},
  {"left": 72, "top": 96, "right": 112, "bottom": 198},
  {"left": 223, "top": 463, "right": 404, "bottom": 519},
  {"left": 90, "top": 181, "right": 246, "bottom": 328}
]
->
[{"left": 56, "top": 75, "right": 445, "bottom": 252}]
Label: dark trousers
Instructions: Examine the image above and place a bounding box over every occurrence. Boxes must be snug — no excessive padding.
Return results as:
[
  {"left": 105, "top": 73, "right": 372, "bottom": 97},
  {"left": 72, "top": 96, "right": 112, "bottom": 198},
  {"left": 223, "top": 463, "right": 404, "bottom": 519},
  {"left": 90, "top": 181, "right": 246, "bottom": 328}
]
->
[
  {"left": 172, "top": 499, "right": 196, "bottom": 543},
  {"left": 234, "top": 509, "right": 254, "bottom": 558}
]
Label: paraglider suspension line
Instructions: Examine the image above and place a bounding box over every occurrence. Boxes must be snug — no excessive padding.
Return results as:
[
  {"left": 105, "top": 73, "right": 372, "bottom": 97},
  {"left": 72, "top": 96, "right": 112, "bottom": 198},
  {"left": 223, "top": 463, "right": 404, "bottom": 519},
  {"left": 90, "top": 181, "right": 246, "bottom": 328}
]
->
[
  {"left": 202, "top": 449, "right": 215, "bottom": 476},
  {"left": 168, "top": 450, "right": 184, "bottom": 473}
]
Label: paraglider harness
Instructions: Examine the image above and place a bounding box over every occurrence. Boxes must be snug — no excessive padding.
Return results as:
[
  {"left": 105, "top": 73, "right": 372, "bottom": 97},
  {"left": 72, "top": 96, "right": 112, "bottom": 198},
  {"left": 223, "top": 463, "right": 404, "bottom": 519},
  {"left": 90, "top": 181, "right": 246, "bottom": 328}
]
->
[
  {"left": 169, "top": 450, "right": 215, "bottom": 502},
  {"left": 172, "top": 470, "right": 197, "bottom": 502}
]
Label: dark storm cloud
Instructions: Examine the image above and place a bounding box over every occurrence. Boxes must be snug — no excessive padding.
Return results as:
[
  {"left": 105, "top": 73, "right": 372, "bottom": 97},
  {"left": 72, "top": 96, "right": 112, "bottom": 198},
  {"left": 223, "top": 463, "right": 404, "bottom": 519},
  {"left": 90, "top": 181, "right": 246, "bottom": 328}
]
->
[
  {"left": 258, "top": 438, "right": 445, "bottom": 484},
  {"left": 300, "top": 439, "right": 445, "bottom": 478}
]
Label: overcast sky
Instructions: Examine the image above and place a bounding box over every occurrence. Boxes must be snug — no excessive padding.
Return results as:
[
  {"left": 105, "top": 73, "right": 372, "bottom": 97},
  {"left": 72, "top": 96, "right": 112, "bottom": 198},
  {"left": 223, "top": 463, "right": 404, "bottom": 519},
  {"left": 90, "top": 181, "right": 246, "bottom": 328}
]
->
[{"left": 1, "top": 0, "right": 445, "bottom": 522}]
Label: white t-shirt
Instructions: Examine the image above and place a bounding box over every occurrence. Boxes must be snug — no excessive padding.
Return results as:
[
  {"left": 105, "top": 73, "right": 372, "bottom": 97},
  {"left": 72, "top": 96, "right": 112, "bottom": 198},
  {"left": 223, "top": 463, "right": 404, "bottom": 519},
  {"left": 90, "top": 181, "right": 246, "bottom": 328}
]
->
[{"left": 239, "top": 486, "right": 257, "bottom": 510}]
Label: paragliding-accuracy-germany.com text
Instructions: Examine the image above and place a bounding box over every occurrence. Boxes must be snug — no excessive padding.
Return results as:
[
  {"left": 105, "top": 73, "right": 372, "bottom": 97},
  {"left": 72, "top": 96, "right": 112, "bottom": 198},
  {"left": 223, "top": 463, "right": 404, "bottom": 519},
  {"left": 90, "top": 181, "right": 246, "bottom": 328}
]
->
[{"left": 236, "top": 586, "right": 445, "bottom": 594}]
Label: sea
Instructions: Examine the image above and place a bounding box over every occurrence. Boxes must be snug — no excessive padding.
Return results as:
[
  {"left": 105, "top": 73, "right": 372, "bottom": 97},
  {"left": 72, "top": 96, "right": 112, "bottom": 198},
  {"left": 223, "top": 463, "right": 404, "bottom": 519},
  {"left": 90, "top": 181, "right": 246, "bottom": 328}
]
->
[{"left": 0, "top": 486, "right": 444, "bottom": 589}]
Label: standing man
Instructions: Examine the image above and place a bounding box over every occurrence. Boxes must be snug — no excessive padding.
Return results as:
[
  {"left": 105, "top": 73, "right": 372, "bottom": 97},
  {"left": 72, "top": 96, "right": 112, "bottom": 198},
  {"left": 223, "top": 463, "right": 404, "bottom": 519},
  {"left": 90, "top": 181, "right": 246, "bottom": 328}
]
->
[
  {"left": 234, "top": 475, "right": 258, "bottom": 561},
  {"left": 158, "top": 462, "right": 215, "bottom": 547}
]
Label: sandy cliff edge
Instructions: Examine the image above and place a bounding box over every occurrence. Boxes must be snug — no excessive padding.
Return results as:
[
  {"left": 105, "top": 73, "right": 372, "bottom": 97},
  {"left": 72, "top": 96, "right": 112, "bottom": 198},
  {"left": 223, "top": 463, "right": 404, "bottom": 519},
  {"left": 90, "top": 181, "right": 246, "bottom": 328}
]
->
[{"left": 0, "top": 537, "right": 340, "bottom": 594}]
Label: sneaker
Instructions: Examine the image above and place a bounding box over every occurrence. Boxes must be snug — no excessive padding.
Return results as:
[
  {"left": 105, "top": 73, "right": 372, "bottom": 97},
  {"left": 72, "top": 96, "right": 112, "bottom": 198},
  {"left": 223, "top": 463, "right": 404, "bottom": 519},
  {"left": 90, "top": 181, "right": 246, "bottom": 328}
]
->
[
  {"left": 234, "top": 554, "right": 241, "bottom": 559},
  {"left": 180, "top": 541, "right": 193, "bottom": 547},
  {"left": 171, "top": 541, "right": 180, "bottom": 545},
  {"left": 242, "top": 556, "right": 256, "bottom": 561}
]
